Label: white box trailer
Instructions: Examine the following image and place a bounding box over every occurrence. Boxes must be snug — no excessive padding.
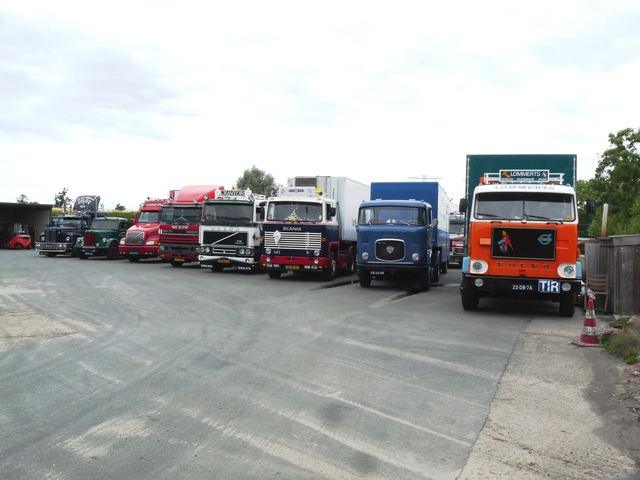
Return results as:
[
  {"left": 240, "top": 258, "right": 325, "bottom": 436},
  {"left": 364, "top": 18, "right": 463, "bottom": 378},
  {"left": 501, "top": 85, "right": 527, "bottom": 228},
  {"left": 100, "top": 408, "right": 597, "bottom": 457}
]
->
[{"left": 286, "top": 176, "right": 370, "bottom": 242}]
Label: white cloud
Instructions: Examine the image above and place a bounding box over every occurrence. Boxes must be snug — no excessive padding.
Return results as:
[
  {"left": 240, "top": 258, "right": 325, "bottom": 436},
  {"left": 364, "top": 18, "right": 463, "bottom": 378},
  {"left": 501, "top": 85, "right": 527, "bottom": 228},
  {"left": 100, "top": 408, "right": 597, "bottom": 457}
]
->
[{"left": 0, "top": 0, "right": 639, "bottom": 209}]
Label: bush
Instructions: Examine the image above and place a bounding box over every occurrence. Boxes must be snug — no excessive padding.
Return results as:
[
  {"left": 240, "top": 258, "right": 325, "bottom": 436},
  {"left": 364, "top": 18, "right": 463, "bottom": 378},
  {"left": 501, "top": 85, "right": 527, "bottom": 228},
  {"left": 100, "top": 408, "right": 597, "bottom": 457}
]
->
[{"left": 605, "top": 319, "right": 640, "bottom": 364}]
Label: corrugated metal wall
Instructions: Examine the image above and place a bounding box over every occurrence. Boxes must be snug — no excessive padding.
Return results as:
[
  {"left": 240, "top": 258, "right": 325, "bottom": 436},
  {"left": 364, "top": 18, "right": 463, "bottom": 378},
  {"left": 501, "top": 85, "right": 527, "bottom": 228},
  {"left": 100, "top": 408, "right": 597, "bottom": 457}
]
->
[{"left": 584, "top": 235, "right": 640, "bottom": 315}]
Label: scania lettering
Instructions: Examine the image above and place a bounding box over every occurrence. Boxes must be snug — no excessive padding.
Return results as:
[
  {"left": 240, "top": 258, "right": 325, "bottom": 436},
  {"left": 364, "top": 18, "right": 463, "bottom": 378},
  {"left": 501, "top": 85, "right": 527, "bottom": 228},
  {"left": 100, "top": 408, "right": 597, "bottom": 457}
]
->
[
  {"left": 197, "top": 188, "right": 266, "bottom": 273},
  {"left": 261, "top": 176, "right": 370, "bottom": 281},
  {"left": 458, "top": 154, "right": 591, "bottom": 317}
]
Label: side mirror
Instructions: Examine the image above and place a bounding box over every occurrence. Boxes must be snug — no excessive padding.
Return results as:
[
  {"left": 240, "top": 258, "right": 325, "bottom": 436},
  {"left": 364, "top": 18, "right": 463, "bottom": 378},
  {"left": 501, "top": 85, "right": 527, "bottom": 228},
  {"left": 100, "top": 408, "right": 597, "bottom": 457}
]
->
[
  {"left": 133, "top": 213, "right": 139, "bottom": 224},
  {"left": 432, "top": 218, "right": 438, "bottom": 227},
  {"left": 459, "top": 198, "right": 468, "bottom": 212},
  {"left": 352, "top": 218, "right": 356, "bottom": 226},
  {"left": 329, "top": 206, "right": 337, "bottom": 218},
  {"left": 586, "top": 199, "right": 596, "bottom": 215}
]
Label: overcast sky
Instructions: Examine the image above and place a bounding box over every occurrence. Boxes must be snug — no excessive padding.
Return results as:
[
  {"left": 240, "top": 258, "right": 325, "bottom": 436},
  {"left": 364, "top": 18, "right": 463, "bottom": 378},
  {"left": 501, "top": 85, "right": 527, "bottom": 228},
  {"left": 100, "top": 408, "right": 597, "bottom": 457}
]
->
[{"left": 1, "top": 0, "right": 639, "bottom": 210}]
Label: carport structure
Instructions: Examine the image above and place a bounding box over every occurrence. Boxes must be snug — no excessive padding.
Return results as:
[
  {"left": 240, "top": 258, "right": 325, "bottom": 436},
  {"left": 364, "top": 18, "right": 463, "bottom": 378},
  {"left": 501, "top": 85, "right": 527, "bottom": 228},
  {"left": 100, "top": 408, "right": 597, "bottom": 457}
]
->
[{"left": 0, "top": 202, "right": 53, "bottom": 247}]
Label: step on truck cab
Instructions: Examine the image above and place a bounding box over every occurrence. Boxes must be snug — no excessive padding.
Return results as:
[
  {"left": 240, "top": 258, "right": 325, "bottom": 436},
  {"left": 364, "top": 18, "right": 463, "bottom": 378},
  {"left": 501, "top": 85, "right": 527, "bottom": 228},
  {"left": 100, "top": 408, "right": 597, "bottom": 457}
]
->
[
  {"left": 74, "top": 216, "right": 132, "bottom": 259},
  {"left": 197, "top": 188, "right": 266, "bottom": 273},
  {"left": 158, "top": 185, "right": 224, "bottom": 267},
  {"left": 459, "top": 154, "right": 584, "bottom": 317},
  {"left": 119, "top": 196, "right": 169, "bottom": 262},
  {"left": 36, "top": 195, "right": 100, "bottom": 257},
  {"left": 356, "top": 181, "right": 451, "bottom": 290},
  {"left": 261, "top": 176, "right": 370, "bottom": 281}
]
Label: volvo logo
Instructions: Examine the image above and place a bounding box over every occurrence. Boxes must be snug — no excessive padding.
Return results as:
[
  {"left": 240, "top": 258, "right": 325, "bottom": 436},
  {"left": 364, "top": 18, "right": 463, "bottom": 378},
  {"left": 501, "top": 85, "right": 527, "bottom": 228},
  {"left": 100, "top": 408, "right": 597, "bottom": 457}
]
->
[
  {"left": 537, "top": 233, "right": 553, "bottom": 245},
  {"left": 386, "top": 246, "right": 395, "bottom": 254}
]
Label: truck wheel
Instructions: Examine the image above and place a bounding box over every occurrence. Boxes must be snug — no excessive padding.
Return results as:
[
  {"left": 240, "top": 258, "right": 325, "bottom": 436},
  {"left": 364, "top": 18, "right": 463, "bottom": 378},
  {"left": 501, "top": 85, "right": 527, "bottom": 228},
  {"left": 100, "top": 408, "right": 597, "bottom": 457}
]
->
[
  {"left": 268, "top": 271, "right": 281, "bottom": 279},
  {"left": 170, "top": 260, "right": 184, "bottom": 267},
  {"left": 46, "top": 253, "right": 57, "bottom": 257},
  {"left": 323, "top": 252, "right": 337, "bottom": 281},
  {"left": 78, "top": 251, "right": 88, "bottom": 260},
  {"left": 359, "top": 270, "right": 372, "bottom": 287},
  {"left": 559, "top": 291, "right": 575, "bottom": 317},
  {"left": 128, "top": 256, "right": 141, "bottom": 263},
  {"left": 106, "top": 244, "right": 119, "bottom": 260},
  {"left": 14, "top": 244, "right": 23, "bottom": 250},
  {"left": 418, "top": 269, "right": 431, "bottom": 291},
  {"left": 441, "top": 260, "right": 448, "bottom": 274},
  {"left": 211, "top": 264, "right": 224, "bottom": 272},
  {"left": 345, "top": 247, "right": 356, "bottom": 275},
  {"left": 461, "top": 288, "right": 479, "bottom": 310}
]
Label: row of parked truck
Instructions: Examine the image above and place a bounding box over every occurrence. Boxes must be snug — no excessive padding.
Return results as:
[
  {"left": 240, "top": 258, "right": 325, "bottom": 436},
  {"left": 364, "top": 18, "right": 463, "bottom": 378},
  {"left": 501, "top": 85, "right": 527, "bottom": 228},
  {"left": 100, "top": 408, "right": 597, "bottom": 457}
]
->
[{"left": 34, "top": 154, "right": 589, "bottom": 317}]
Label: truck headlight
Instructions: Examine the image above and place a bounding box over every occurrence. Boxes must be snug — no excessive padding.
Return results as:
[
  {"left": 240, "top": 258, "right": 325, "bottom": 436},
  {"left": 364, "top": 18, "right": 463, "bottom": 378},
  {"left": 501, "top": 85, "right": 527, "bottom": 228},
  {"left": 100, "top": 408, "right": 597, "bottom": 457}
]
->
[
  {"left": 361, "top": 252, "right": 369, "bottom": 260},
  {"left": 65, "top": 236, "right": 71, "bottom": 242},
  {"left": 265, "top": 248, "right": 272, "bottom": 255},
  {"left": 470, "top": 259, "right": 488, "bottom": 274},
  {"left": 314, "top": 250, "right": 320, "bottom": 256},
  {"left": 558, "top": 263, "right": 577, "bottom": 278},
  {"left": 412, "top": 253, "right": 420, "bottom": 261}
]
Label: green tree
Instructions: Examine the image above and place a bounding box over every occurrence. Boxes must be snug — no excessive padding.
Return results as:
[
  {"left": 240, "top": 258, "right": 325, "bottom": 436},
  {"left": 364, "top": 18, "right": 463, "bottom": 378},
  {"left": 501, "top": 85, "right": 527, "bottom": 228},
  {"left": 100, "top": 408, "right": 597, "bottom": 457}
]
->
[
  {"left": 236, "top": 165, "right": 278, "bottom": 196},
  {"left": 16, "top": 194, "right": 28, "bottom": 204},
  {"left": 581, "top": 128, "right": 640, "bottom": 236},
  {"left": 54, "top": 188, "right": 73, "bottom": 209},
  {"left": 114, "top": 204, "right": 126, "bottom": 211}
]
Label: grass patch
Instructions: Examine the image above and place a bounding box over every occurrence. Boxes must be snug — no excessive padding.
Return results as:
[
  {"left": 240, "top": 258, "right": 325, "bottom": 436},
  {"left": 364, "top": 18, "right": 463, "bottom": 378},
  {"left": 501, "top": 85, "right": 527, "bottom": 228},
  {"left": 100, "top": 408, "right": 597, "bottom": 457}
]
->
[{"left": 602, "top": 317, "right": 640, "bottom": 364}]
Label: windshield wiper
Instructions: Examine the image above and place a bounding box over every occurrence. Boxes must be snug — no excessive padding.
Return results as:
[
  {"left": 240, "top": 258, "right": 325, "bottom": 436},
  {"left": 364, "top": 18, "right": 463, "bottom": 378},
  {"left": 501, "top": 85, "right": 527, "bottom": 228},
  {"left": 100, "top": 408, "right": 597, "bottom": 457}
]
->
[{"left": 475, "top": 212, "right": 508, "bottom": 220}]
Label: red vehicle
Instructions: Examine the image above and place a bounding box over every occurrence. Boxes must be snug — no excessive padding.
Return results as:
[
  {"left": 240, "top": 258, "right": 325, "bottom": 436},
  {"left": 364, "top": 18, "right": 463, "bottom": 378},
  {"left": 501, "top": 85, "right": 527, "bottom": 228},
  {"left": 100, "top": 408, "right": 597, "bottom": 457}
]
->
[
  {"left": 158, "top": 185, "right": 224, "bottom": 267},
  {"left": 2, "top": 223, "right": 31, "bottom": 249},
  {"left": 119, "top": 197, "right": 169, "bottom": 262}
]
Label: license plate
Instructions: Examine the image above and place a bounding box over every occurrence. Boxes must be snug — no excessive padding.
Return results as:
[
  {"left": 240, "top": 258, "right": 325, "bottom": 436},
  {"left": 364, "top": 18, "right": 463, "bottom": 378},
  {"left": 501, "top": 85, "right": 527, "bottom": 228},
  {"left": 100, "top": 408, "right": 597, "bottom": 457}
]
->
[
  {"left": 219, "top": 259, "right": 230, "bottom": 264},
  {"left": 538, "top": 280, "right": 560, "bottom": 293},
  {"left": 130, "top": 251, "right": 138, "bottom": 255},
  {"left": 512, "top": 283, "right": 533, "bottom": 291},
  {"left": 370, "top": 271, "right": 385, "bottom": 276},
  {"left": 286, "top": 265, "right": 300, "bottom": 270},
  {"left": 174, "top": 258, "right": 185, "bottom": 262}
]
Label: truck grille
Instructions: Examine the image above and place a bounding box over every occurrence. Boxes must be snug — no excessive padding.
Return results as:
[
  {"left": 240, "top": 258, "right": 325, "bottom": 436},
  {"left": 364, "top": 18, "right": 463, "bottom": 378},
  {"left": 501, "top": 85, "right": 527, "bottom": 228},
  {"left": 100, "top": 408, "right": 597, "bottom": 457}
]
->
[
  {"left": 84, "top": 231, "right": 96, "bottom": 247},
  {"left": 264, "top": 231, "right": 322, "bottom": 250},
  {"left": 375, "top": 239, "right": 405, "bottom": 261},
  {"left": 126, "top": 231, "right": 145, "bottom": 245},
  {"left": 203, "top": 231, "right": 248, "bottom": 247},
  {"left": 491, "top": 227, "right": 555, "bottom": 260},
  {"left": 161, "top": 230, "right": 197, "bottom": 245}
]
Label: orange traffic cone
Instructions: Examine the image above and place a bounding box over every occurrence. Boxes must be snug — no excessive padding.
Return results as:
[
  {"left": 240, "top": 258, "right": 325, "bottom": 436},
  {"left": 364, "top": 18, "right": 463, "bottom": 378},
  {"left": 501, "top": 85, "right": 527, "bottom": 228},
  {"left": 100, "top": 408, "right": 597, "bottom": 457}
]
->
[{"left": 572, "top": 296, "right": 601, "bottom": 347}]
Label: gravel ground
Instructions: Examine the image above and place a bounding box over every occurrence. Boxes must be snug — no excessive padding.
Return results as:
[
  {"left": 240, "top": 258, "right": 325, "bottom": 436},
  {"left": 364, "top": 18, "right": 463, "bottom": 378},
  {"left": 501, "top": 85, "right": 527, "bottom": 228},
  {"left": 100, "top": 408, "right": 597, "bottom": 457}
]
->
[{"left": 458, "top": 311, "right": 640, "bottom": 480}]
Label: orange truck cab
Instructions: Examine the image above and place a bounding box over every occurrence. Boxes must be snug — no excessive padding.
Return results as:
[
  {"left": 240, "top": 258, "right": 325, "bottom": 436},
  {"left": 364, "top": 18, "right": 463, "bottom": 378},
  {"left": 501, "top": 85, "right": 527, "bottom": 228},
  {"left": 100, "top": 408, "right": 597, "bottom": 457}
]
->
[{"left": 459, "top": 154, "right": 586, "bottom": 317}]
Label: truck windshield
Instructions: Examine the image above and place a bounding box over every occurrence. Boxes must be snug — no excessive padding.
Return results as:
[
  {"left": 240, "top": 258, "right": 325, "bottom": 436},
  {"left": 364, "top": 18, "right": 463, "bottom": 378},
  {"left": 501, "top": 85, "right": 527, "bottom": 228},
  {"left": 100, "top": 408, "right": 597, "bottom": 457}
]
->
[
  {"left": 160, "top": 206, "right": 202, "bottom": 224},
  {"left": 267, "top": 202, "right": 323, "bottom": 222},
  {"left": 138, "top": 211, "right": 161, "bottom": 223},
  {"left": 450, "top": 222, "right": 465, "bottom": 235},
  {"left": 475, "top": 192, "right": 575, "bottom": 221},
  {"left": 203, "top": 203, "right": 254, "bottom": 225},
  {"left": 57, "top": 217, "right": 81, "bottom": 227},
  {"left": 91, "top": 219, "right": 120, "bottom": 229},
  {"left": 358, "top": 206, "right": 426, "bottom": 226}
]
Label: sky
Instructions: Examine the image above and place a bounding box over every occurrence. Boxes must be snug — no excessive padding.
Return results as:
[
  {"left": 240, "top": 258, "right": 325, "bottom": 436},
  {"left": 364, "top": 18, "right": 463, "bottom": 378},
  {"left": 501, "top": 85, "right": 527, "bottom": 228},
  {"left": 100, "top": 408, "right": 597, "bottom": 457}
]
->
[{"left": 1, "top": 1, "right": 639, "bottom": 211}]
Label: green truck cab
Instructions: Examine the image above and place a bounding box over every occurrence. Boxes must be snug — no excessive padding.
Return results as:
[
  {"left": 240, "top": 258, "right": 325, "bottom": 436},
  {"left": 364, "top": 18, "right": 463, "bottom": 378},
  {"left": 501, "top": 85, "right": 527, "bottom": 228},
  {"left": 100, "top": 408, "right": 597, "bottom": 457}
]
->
[{"left": 74, "top": 217, "right": 133, "bottom": 260}]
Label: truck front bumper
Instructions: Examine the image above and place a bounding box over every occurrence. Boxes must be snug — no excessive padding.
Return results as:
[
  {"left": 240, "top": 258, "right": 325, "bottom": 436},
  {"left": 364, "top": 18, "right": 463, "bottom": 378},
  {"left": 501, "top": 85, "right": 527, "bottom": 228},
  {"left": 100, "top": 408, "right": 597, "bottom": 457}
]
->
[
  {"left": 36, "top": 242, "right": 73, "bottom": 253},
  {"left": 460, "top": 274, "right": 582, "bottom": 299},
  {"left": 119, "top": 246, "right": 159, "bottom": 258},
  {"left": 261, "top": 254, "right": 328, "bottom": 272}
]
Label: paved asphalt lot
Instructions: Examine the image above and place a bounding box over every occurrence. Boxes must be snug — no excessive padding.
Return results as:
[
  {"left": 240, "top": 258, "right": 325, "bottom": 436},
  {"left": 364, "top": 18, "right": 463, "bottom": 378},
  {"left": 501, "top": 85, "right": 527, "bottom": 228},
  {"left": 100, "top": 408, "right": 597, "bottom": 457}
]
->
[{"left": 0, "top": 250, "right": 639, "bottom": 479}]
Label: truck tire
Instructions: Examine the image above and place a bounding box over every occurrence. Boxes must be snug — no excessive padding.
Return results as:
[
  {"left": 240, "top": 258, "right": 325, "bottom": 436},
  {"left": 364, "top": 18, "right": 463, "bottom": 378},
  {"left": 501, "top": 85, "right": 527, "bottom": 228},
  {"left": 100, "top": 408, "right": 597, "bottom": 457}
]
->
[
  {"left": 170, "top": 260, "right": 184, "bottom": 267},
  {"left": 461, "top": 288, "right": 479, "bottom": 310},
  {"left": 359, "top": 270, "right": 372, "bottom": 288},
  {"left": 441, "top": 260, "right": 448, "bottom": 274},
  {"left": 46, "top": 253, "right": 57, "bottom": 257},
  {"left": 128, "top": 256, "right": 141, "bottom": 263},
  {"left": 559, "top": 291, "right": 575, "bottom": 317},
  {"left": 211, "top": 264, "right": 224, "bottom": 272},
  {"left": 106, "top": 244, "right": 119, "bottom": 260},
  {"left": 418, "top": 269, "right": 431, "bottom": 291},
  {"left": 323, "top": 252, "right": 337, "bottom": 281},
  {"left": 77, "top": 251, "right": 88, "bottom": 259},
  {"left": 345, "top": 247, "right": 356, "bottom": 275},
  {"left": 268, "top": 271, "right": 281, "bottom": 279}
]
